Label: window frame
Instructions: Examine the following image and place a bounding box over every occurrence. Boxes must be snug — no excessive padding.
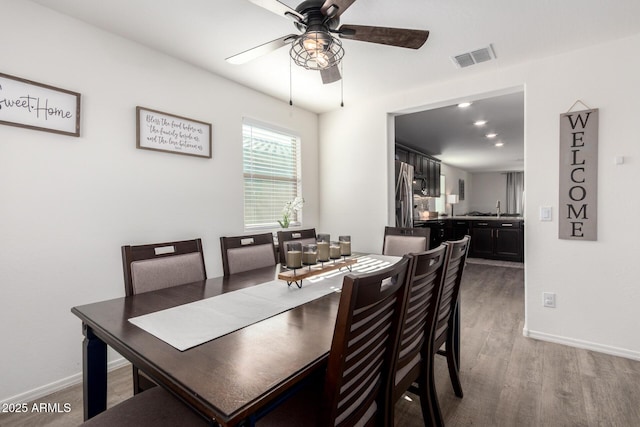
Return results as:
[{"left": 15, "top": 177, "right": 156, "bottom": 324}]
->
[{"left": 242, "top": 118, "right": 302, "bottom": 231}]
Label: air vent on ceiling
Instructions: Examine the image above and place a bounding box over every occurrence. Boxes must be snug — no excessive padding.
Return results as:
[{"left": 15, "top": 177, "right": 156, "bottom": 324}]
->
[{"left": 451, "top": 45, "right": 496, "bottom": 68}]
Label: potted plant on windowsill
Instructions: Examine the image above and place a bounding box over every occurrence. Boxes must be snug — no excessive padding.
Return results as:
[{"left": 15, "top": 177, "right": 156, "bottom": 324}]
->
[{"left": 278, "top": 196, "right": 304, "bottom": 228}]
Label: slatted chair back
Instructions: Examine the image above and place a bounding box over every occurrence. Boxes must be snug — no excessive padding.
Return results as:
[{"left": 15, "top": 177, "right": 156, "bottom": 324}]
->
[
  {"left": 429, "top": 235, "right": 470, "bottom": 426},
  {"left": 319, "top": 256, "right": 411, "bottom": 427},
  {"left": 121, "top": 238, "right": 207, "bottom": 296},
  {"left": 276, "top": 228, "right": 317, "bottom": 264},
  {"left": 391, "top": 245, "right": 447, "bottom": 415},
  {"left": 382, "top": 226, "right": 430, "bottom": 256},
  {"left": 220, "top": 233, "right": 277, "bottom": 276},
  {"left": 433, "top": 236, "right": 470, "bottom": 349}
]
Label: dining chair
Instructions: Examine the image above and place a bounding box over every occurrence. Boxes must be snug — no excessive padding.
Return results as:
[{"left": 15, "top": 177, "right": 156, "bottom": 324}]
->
[
  {"left": 220, "top": 232, "right": 277, "bottom": 276},
  {"left": 121, "top": 238, "right": 207, "bottom": 394},
  {"left": 256, "top": 256, "right": 411, "bottom": 427},
  {"left": 429, "top": 235, "right": 470, "bottom": 426},
  {"left": 121, "top": 238, "right": 207, "bottom": 296},
  {"left": 388, "top": 244, "right": 448, "bottom": 426},
  {"left": 276, "top": 228, "right": 317, "bottom": 265},
  {"left": 382, "top": 226, "right": 430, "bottom": 256},
  {"left": 81, "top": 386, "right": 207, "bottom": 426}
]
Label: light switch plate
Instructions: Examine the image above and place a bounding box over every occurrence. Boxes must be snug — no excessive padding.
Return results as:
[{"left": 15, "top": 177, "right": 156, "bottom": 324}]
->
[{"left": 540, "top": 206, "right": 552, "bottom": 221}]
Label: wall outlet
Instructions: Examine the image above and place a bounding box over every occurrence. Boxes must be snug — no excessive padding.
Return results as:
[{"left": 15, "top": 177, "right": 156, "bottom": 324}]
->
[{"left": 543, "top": 292, "right": 556, "bottom": 308}]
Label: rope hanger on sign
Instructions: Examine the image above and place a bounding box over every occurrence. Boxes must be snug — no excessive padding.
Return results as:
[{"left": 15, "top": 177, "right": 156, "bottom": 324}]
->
[{"left": 566, "top": 100, "right": 592, "bottom": 113}]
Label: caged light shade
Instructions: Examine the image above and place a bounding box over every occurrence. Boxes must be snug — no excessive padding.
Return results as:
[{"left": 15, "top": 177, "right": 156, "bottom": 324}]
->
[{"left": 290, "top": 29, "right": 344, "bottom": 70}]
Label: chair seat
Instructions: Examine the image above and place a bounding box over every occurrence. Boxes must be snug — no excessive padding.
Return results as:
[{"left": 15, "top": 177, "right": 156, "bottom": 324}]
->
[{"left": 82, "top": 387, "right": 206, "bottom": 426}]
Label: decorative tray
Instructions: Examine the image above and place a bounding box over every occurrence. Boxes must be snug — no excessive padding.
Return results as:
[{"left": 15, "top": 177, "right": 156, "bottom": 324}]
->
[{"left": 278, "top": 258, "right": 358, "bottom": 288}]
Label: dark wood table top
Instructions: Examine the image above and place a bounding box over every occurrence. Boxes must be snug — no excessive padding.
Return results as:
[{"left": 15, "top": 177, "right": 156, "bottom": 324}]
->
[{"left": 71, "top": 265, "right": 341, "bottom": 426}]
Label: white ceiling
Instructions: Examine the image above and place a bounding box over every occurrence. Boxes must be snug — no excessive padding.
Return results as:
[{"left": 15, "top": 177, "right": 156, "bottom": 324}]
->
[
  {"left": 29, "top": 0, "right": 640, "bottom": 171},
  {"left": 395, "top": 91, "right": 524, "bottom": 172}
]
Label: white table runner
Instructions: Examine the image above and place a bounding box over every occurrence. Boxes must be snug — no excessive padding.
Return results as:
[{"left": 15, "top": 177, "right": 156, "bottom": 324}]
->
[{"left": 129, "top": 255, "right": 400, "bottom": 351}]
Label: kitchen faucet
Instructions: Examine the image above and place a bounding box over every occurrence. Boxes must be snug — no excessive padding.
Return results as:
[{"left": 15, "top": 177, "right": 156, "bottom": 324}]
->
[{"left": 496, "top": 200, "right": 501, "bottom": 217}]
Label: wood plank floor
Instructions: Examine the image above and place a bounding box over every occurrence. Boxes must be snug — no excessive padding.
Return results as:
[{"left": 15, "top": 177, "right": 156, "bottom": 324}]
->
[{"left": 2, "top": 263, "right": 640, "bottom": 426}]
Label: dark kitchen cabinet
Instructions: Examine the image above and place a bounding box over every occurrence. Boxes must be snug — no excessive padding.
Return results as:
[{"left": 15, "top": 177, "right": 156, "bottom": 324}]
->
[
  {"left": 420, "top": 156, "right": 431, "bottom": 178},
  {"left": 447, "top": 220, "right": 470, "bottom": 241},
  {"left": 414, "top": 220, "right": 446, "bottom": 249},
  {"left": 469, "top": 220, "right": 523, "bottom": 262},
  {"left": 395, "top": 146, "right": 408, "bottom": 163},
  {"left": 395, "top": 144, "right": 441, "bottom": 197},
  {"left": 469, "top": 223, "right": 494, "bottom": 257},
  {"left": 494, "top": 226, "right": 522, "bottom": 259},
  {"left": 431, "top": 160, "right": 441, "bottom": 197}
]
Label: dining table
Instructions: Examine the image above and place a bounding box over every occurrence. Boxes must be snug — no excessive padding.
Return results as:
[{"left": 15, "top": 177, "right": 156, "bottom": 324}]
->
[
  {"left": 72, "top": 255, "right": 380, "bottom": 425},
  {"left": 71, "top": 254, "right": 460, "bottom": 426}
]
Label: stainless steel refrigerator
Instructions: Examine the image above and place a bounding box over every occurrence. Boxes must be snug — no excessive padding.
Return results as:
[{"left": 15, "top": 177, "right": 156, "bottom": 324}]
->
[{"left": 395, "top": 160, "right": 414, "bottom": 228}]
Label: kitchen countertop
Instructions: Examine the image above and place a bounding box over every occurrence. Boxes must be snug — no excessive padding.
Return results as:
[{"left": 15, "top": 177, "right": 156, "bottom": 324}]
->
[{"left": 415, "top": 215, "right": 524, "bottom": 222}]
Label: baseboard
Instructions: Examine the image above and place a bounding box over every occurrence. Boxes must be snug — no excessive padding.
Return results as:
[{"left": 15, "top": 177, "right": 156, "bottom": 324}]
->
[
  {"left": 0, "top": 358, "right": 130, "bottom": 406},
  {"left": 523, "top": 328, "right": 640, "bottom": 361}
]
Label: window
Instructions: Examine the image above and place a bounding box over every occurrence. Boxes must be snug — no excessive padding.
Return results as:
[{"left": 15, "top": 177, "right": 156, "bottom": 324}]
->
[{"left": 243, "top": 120, "right": 302, "bottom": 230}]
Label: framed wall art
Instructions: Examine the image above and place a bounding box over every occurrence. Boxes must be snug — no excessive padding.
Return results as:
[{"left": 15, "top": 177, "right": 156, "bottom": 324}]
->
[
  {"left": 0, "top": 72, "right": 81, "bottom": 137},
  {"left": 136, "top": 107, "right": 212, "bottom": 158}
]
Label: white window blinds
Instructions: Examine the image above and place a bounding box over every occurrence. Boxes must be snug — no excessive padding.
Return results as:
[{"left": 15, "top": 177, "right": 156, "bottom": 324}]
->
[{"left": 243, "top": 121, "right": 301, "bottom": 229}]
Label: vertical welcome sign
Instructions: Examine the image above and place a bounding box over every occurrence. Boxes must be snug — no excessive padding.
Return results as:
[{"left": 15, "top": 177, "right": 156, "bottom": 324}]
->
[{"left": 559, "top": 108, "right": 598, "bottom": 240}]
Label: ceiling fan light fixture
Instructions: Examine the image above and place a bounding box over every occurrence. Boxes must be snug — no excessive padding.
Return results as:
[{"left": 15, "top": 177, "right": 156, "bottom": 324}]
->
[
  {"left": 290, "top": 30, "right": 344, "bottom": 70},
  {"left": 302, "top": 30, "right": 330, "bottom": 51}
]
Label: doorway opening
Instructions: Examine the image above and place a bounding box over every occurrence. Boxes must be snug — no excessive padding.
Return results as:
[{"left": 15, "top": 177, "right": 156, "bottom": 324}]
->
[{"left": 391, "top": 86, "right": 525, "bottom": 266}]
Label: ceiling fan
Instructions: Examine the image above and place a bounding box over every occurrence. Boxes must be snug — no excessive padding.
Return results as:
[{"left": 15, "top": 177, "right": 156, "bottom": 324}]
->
[{"left": 226, "top": 0, "right": 430, "bottom": 84}]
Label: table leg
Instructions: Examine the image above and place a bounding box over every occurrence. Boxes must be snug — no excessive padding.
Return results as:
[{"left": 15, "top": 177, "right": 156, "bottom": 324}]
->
[{"left": 82, "top": 323, "right": 107, "bottom": 420}]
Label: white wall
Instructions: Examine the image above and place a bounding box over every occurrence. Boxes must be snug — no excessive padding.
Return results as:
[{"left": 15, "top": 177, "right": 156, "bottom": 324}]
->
[
  {"left": 320, "top": 35, "right": 640, "bottom": 359},
  {"left": 0, "top": 1, "right": 319, "bottom": 403},
  {"left": 470, "top": 172, "right": 507, "bottom": 213},
  {"left": 440, "top": 163, "right": 472, "bottom": 216}
]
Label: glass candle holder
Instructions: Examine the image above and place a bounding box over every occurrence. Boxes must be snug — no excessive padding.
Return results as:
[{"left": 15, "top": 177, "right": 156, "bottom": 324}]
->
[
  {"left": 339, "top": 235, "right": 351, "bottom": 256},
  {"left": 286, "top": 242, "right": 302, "bottom": 269},
  {"left": 317, "top": 233, "right": 330, "bottom": 242},
  {"left": 329, "top": 241, "right": 342, "bottom": 260},
  {"left": 317, "top": 239, "right": 330, "bottom": 262},
  {"left": 302, "top": 244, "right": 318, "bottom": 266}
]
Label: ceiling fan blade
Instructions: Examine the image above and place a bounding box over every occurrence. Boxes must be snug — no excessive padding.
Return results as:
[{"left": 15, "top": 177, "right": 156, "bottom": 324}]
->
[
  {"left": 321, "top": 0, "right": 357, "bottom": 18},
  {"left": 338, "top": 25, "right": 429, "bottom": 49},
  {"left": 248, "top": 0, "right": 305, "bottom": 23},
  {"left": 226, "top": 34, "right": 298, "bottom": 64},
  {"left": 320, "top": 65, "right": 341, "bottom": 84}
]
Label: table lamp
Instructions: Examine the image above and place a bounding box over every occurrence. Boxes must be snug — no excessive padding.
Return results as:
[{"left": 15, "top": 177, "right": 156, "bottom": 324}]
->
[{"left": 447, "top": 194, "right": 459, "bottom": 217}]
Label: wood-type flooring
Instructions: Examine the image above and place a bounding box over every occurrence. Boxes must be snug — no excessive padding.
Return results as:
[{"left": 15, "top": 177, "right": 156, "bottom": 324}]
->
[{"left": 2, "top": 263, "right": 639, "bottom": 426}]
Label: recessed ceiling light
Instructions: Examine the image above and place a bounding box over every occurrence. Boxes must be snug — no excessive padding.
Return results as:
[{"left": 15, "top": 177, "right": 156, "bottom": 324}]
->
[
  {"left": 474, "top": 120, "right": 487, "bottom": 126},
  {"left": 457, "top": 102, "right": 472, "bottom": 108},
  {"left": 495, "top": 142, "right": 504, "bottom": 147},
  {"left": 486, "top": 133, "right": 497, "bottom": 138}
]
